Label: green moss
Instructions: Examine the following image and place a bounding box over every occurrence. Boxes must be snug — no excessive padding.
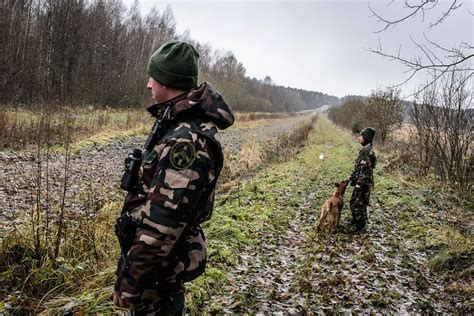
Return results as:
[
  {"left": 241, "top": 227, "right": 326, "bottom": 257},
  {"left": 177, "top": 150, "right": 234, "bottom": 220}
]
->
[
  {"left": 386, "top": 289, "right": 403, "bottom": 300},
  {"left": 369, "top": 293, "right": 388, "bottom": 308},
  {"left": 208, "top": 244, "right": 235, "bottom": 265},
  {"left": 202, "top": 267, "right": 228, "bottom": 285}
]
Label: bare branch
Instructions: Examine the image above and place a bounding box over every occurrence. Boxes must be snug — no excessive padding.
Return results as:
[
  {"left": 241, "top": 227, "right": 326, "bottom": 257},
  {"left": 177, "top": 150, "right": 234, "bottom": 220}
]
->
[
  {"left": 430, "top": 0, "right": 462, "bottom": 27},
  {"left": 370, "top": 0, "right": 461, "bottom": 33},
  {"left": 420, "top": 39, "right": 445, "bottom": 65},
  {"left": 373, "top": 47, "right": 473, "bottom": 71},
  {"left": 461, "top": 42, "right": 474, "bottom": 50},
  {"left": 404, "top": 0, "right": 435, "bottom": 10},
  {"left": 369, "top": 0, "right": 434, "bottom": 33},
  {"left": 423, "top": 33, "right": 465, "bottom": 57},
  {"left": 410, "top": 35, "right": 436, "bottom": 65},
  {"left": 403, "top": 67, "right": 450, "bottom": 98},
  {"left": 368, "top": 41, "right": 473, "bottom": 71},
  {"left": 367, "top": 38, "right": 473, "bottom": 98}
]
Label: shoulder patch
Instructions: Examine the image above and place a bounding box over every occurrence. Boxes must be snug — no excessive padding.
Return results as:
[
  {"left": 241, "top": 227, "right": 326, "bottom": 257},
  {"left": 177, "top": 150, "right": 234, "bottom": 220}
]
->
[{"left": 170, "top": 142, "right": 196, "bottom": 169}]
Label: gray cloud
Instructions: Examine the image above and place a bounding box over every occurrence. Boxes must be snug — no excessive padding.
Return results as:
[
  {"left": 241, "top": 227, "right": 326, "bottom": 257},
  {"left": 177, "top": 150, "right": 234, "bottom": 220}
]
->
[{"left": 125, "top": 0, "right": 472, "bottom": 98}]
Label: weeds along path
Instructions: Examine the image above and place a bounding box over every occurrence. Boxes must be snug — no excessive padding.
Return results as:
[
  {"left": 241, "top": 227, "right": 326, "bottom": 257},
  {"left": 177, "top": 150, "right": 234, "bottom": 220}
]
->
[
  {"left": 192, "top": 117, "right": 471, "bottom": 313},
  {"left": 0, "top": 114, "right": 310, "bottom": 233}
]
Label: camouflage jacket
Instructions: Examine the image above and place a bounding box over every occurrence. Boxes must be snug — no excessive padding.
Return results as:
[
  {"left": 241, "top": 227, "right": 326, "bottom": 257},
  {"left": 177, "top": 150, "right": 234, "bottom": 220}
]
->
[
  {"left": 115, "top": 82, "right": 234, "bottom": 304},
  {"left": 351, "top": 143, "right": 377, "bottom": 187}
]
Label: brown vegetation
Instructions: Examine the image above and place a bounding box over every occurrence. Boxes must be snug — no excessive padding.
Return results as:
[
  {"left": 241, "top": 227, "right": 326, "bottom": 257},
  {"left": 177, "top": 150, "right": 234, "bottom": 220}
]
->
[
  {"left": 365, "top": 88, "right": 404, "bottom": 145},
  {"left": 234, "top": 111, "right": 298, "bottom": 122},
  {"left": 0, "top": 105, "right": 151, "bottom": 150},
  {"left": 328, "top": 86, "right": 404, "bottom": 143},
  {"left": 410, "top": 70, "right": 473, "bottom": 189},
  {"left": 0, "top": 107, "right": 304, "bottom": 150},
  {"left": 329, "top": 76, "right": 472, "bottom": 195},
  {"left": 220, "top": 115, "right": 317, "bottom": 184}
]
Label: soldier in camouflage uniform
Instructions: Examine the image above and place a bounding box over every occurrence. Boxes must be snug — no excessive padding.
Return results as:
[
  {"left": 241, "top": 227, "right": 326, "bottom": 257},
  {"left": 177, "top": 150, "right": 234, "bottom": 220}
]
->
[
  {"left": 348, "top": 127, "right": 377, "bottom": 231},
  {"left": 113, "top": 41, "right": 234, "bottom": 315}
]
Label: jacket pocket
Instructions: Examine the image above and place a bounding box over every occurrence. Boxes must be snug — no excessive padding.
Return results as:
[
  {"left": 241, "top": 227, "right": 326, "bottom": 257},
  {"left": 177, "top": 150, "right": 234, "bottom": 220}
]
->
[{"left": 148, "top": 168, "right": 190, "bottom": 212}]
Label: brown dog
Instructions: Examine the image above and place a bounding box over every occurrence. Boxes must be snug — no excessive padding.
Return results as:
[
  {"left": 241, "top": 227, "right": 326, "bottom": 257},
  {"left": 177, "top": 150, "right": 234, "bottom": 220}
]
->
[{"left": 316, "top": 180, "right": 348, "bottom": 233}]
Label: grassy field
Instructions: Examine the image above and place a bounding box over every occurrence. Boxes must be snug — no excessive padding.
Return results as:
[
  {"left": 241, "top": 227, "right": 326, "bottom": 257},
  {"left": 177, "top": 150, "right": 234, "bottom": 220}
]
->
[
  {"left": 0, "top": 105, "right": 304, "bottom": 150},
  {"left": 0, "top": 106, "right": 152, "bottom": 150},
  {"left": 1, "top": 116, "right": 472, "bottom": 313}
]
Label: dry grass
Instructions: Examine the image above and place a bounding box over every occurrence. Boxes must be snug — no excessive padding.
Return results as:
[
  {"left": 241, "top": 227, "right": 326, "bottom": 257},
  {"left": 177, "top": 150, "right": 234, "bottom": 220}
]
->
[
  {"left": 220, "top": 115, "right": 318, "bottom": 183},
  {"left": 0, "top": 105, "right": 152, "bottom": 150},
  {"left": 1, "top": 107, "right": 300, "bottom": 150},
  {"left": 426, "top": 226, "right": 474, "bottom": 277},
  {"left": 389, "top": 124, "right": 415, "bottom": 142},
  {"left": 234, "top": 112, "right": 298, "bottom": 122},
  {"left": 0, "top": 198, "right": 121, "bottom": 313},
  {"left": 232, "top": 112, "right": 302, "bottom": 130}
]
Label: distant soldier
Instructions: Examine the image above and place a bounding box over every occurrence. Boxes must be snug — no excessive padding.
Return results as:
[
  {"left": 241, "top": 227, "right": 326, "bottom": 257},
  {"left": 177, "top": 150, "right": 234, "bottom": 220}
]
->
[
  {"left": 348, "top": 127, "right": 377, "bottom": 231},
  {"left": 113, "top": 41, "right": 234, "bottom": 314}
]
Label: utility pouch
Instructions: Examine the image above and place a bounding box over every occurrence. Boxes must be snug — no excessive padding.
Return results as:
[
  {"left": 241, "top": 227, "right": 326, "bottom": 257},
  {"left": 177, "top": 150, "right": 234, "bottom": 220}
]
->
[{"left": 115, "top": 212, "right": 138, "bottom": 256}]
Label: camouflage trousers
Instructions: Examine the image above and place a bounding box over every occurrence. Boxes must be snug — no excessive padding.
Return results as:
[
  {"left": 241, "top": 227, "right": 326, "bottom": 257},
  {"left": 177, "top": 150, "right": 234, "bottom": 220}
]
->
[
  {"left": 130, "top": 284, "right": 185, "bottom": 316},
  {"left": 350, "top": 184, "right": 371, "bottom": 230}
]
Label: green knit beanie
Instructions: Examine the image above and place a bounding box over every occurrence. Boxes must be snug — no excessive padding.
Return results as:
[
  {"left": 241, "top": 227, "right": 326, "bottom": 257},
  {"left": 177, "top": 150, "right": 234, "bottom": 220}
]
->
[
  {"left": 361, "top": 127, "right": 376, "bottom": 143},
  {"left": 147, "top": 41, "right": 199, "bottom": 90}
]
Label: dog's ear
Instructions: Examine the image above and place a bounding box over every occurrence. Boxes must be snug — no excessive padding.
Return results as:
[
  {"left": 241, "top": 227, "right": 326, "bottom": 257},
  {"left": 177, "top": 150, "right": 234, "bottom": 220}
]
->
[{"left": 334, "top": 182, "right": 340, "bottom": 187}]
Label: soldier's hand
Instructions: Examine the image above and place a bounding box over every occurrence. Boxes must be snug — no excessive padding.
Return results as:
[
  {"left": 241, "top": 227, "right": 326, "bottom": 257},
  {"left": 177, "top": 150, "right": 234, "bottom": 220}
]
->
[{"left": 113, "top": 292, "right": 130, "bottom": 308}]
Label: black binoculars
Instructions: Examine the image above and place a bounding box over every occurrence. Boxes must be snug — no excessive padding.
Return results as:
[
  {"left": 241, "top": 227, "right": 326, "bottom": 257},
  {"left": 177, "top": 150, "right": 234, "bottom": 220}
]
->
[{"left": 120, "top": 148, "right": 143, "bottom": 191}]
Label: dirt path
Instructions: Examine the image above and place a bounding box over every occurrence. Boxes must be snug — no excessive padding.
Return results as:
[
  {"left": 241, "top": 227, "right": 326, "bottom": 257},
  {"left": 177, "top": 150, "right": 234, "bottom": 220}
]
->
[{"left": 201, "top": 118, "right": 470, "bottom": 313}]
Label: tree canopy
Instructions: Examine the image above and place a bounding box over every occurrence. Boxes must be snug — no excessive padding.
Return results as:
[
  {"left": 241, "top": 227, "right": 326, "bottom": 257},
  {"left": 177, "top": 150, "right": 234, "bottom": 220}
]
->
[{"left": 1, "top": 0, "right": 339, "bottom": 111}]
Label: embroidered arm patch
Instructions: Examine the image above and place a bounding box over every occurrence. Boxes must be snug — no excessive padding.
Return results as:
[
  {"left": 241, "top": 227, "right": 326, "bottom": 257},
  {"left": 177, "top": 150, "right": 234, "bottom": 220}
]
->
[{"left": 170, "top": 142, "right": 196, "bottom": 169}]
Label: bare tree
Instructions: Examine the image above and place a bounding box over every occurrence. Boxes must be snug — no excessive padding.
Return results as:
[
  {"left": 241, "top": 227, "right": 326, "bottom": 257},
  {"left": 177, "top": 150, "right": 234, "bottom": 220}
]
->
[
  {"left": 410, "top": 69, "right": 473, "bottom": 188},
  {"left": 366, "top": 87, "right": 404, "bottom": 145},
  {"left": 328, "top": 98, "right": 367, "bottom": 133},
  {"left": 368, "top": 0, "right": 473, "bottom": 95}
]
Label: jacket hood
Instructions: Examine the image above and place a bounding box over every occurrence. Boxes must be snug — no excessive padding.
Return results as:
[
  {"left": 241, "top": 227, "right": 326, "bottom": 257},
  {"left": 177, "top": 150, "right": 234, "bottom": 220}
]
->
[{"left": 147, "top": 82, "right": 234, "bottom": 130}]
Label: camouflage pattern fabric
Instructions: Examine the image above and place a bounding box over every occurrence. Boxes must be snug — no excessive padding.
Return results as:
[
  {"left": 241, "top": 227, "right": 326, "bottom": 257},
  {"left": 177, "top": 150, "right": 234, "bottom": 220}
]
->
[
  {"left": 350, "top": 143, "right": 376, "bottom": 230},
  {"left": 131, "top": 284, "right": 184, "bottom": 315},
  {"left": 350, "top": 143, "right": 377, "bottom": 187},
  {"left": 115, "top": 82, "right": 234, "bottom": 311},
  {"left": 350, "top": 184, "right": 371, "bottom": 230}
]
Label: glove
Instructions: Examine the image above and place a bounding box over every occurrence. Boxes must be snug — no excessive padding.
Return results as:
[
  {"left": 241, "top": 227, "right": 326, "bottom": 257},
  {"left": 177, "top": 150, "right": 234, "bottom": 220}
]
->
[{"left": 349, "top": 176, "right": 357, "bottom": 187}]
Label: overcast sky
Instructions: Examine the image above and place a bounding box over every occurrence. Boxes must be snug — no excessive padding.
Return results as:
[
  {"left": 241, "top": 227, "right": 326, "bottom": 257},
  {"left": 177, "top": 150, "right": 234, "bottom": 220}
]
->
[{"left": 123, "top": 0, "right": 472, "bottom": 98}]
